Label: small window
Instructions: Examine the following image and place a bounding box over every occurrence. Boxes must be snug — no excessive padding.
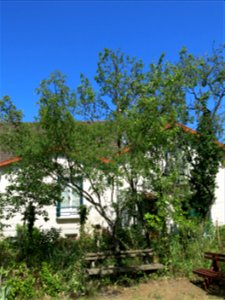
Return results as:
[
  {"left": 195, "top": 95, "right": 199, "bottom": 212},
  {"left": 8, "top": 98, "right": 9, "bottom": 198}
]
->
[{"left": 56, "top": 178, "right": 83, "bottom": 218}]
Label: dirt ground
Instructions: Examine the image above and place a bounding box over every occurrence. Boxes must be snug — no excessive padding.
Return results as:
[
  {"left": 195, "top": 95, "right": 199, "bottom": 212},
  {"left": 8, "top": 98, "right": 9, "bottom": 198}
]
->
[{"left": 83, "top": 278, "right": 225, "bottom": 300}]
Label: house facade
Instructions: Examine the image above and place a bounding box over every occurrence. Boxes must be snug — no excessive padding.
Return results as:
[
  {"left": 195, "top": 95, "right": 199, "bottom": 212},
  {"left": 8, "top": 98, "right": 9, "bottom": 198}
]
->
[
  {"left": 211, "top": 166, "right": 225, "bottom": 226},
  {"left": 0, "top": 166, "right": 105, "bottom": 237},
  {"left": 0, "top": 136, "right": 225, "bottom": 237}
]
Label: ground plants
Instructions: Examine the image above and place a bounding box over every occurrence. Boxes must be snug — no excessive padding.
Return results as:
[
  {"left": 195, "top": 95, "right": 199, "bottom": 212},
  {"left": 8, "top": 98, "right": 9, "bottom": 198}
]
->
[
  {"left": 39, "top": 262, "right": 64, "bottom": 297},
  {"left": 0, "top": 227, "right": 91, "bottom": 299},
  {"left": 151, "top": 219, "right": 219, "bottom": 277},
  {"left": 6, "top": 263, "right": 37, "bottom": 300},
  {"left": 0, "top": 222, "right": 224, "bottom": 299}
]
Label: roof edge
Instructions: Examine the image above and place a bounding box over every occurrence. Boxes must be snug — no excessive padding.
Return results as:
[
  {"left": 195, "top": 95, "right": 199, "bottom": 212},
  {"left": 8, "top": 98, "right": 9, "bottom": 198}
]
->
[
  {"left": 0, "top": 157, "right": 21, "bottom": 168},
  {"left": 0, "top": 123, "right": 224, "bottom": 168}
]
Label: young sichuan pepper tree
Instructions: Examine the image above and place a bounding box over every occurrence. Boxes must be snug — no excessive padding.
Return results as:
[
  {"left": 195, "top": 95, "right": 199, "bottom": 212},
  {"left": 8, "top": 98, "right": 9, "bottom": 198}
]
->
[
  {"left": 76, "top": 49, "right": 193, "bottom": 247},
  {"left": 0, "top": 51, "right": 192, "bottom": 249},
  {"left": 128, "top": 54, "right": 192, "bottom": 239},
  {"left": 34, "top": 51, "right": 149, "bottom": 249}
]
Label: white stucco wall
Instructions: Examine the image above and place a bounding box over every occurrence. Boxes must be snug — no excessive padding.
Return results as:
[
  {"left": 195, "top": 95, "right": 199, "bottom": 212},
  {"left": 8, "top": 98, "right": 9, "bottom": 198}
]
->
[
  {"left": 211, "top": 165, "right": 225, "bottom": 225},
  {"left": 0, "top": 169, "right": 111, "bottom": 237},
  {"left": 0, "top": 163, "right": 225, "bottom": 237}
]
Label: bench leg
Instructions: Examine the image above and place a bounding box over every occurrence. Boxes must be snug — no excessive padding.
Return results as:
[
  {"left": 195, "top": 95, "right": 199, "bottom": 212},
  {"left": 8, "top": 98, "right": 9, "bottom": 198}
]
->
[
  {"left": 203, "top": 277, "right": 216, "bottom": 290},
  {"left": 203, "top": 278, "right": 210, "bottom": 290}
]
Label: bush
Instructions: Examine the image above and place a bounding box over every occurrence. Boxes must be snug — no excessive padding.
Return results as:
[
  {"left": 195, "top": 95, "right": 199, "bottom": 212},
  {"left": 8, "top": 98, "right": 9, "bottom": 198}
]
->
[
  {"left": 63, "top": 261, "right": 88, "bottom": 296},
  {"left": 152, "top": 219, "right": 218, "bottom": 277},
  {"left": 0, "top": 238, "right": 16, "bottom": 268},
  {"left": 1, "top": 220, "right": 224, "bottom": 298},
  {"left": 6, "top": 263, "right": 37, "bottom": 300},
  {"left": 0, "top": 226, "right": 93, "bottom": 299},
  {"left": 15, "top": 225, "right": 60, "bottom": 265},
  {"left": 39, "top": 262, "right": 64, "bottom": 297}
]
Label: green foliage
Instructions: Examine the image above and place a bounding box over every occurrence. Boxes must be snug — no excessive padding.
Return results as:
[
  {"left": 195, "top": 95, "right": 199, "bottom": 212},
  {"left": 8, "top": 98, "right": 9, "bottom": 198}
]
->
[
  {"left": 151, "top": 220, "right": 219, "bottom": 277},
  {"left": 78, "top": 204, "right": 90, "bottom": 238},
  {"left": 217, "top": 225, "right": 225, "bottom": 246},
  {"left": 188, "top": 109, "right": 223, "bottom": 219},
  {"left": 1, "top": 46, "right": 225, "bottom": 250},
  {"left": 0, "top": 223, "right": 224, "bottom": 298},
  {"left": 6, "top": 263, "right": 37, "bottom": 300},
  {"left": 94, "top": 48, "right": 145, "bottom": 117},
  {"left": 63, "top": 260, "right": 88, "bottom": 296},
  {"left": 0, "top": 267, "right": 10, "bottom": 300},
  {"left": 15, "top": 226, "right": 61, "bottom": 264},
  {"left": 0, "top": 285, "right": 11, "bottom": 300},
  {"left": 0, "top": 96, "right": 22, "bottom": 125},
  {"left": 0, "top": 231, "right": 92, "bottom": 298},
  {"left": 1, "top": 163, "right": 62, "bottom": 242},
  {"left": 0, "top": 47, "right": 224, "bottom": 297},
  {"left": 40, "top": 262, "right": 63, "bottom": 297},
  {"left": 178, "top": 46, "right": 225, "bottom": 138},
  {"left": 0, "top": 239, "right": 16, "bottom": 268}
]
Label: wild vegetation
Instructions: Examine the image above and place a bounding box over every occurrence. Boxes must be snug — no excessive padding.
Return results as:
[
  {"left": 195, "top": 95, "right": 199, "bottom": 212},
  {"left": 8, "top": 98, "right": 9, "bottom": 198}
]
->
[{"left": 0, "top": 46, "right": 224, "bottom": 299}]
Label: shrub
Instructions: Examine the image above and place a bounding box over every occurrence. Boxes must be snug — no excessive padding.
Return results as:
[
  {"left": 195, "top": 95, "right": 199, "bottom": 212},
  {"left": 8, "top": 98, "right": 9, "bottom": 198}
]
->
[
  {"left": 15, "top": 225, "right": 61, "bottom": 265},
  {"left": 6, "top": 263, "right": 37, "bottom": 300},
  {"left": 64, "top": 261, "right": 88, "bottom": 296},
  {"left": 0, "top": 239, "right": 16, "bottom": 268},
  {"left": 152, "top": 219, "right": 218, "bottom": 277},
  {"left": 39, "top": 262, "right": 64, "bottom": 297}
]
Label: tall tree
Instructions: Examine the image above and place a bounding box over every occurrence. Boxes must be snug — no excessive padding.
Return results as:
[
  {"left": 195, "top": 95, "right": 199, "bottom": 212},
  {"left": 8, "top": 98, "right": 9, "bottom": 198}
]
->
[
  {"left": 0, "top": 47, "right": 224, "bottom": 249},
  {"left": 189, "top": 108, "right": 223, "bottom": 219},
  {"left": 176, "top": 45, "right": 225, "bottom": 219},
  {"left": 177, "top": 45, "right": 225, "bottom": 138}
]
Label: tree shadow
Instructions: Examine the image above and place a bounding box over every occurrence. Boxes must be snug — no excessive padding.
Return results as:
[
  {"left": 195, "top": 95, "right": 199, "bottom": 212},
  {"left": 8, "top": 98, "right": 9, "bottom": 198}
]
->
[{"left": 191, "top": 279, "right": 225, "bottom": 299}]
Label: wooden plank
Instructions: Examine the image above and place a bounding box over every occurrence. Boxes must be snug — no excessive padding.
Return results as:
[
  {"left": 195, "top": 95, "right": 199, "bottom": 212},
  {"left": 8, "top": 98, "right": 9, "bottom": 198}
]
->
[
  {"left": 87, "top": 263, "right": 164, "bottom": 276},
  {"left": 193, "top": 268, "right": 225, "bottom": 284},
  {"left": 204, "top": 252, "right": 225, "bottom": 262},
  {"left": 86, "top": 248, "right": 153, "bottom": 257},
  {"left": 193, "top": 268, "right": 220, "bottom": 278},
  {"left": 85, "top": 253, "right": 153, "bottom": 261},
  {"left": 85, "top": 249, "right": 153, "bottom": 261}
]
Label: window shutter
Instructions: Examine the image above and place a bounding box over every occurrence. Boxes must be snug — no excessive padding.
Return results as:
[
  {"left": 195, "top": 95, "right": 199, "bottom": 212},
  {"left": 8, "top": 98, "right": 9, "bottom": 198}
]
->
[{"left": 56, "top": 201, "right": 61, "bottom": 217}]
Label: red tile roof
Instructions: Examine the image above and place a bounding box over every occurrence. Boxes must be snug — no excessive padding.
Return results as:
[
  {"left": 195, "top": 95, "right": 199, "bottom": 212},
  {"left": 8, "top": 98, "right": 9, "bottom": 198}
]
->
[
  {"left": 0, "top": 157, "right": 21, "bottom": 168},
  {"left": 0, "top": 124, "right": 224, "bottom": 167},
  {"left": 174, "top": 123, "right": 225, "bottom": 150}
]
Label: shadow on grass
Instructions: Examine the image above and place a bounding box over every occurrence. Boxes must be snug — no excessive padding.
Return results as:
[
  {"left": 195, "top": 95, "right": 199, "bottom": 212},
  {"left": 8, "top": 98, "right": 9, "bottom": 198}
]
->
[{"left": 191, "top": 279, "right": 225, "bottom": 299}]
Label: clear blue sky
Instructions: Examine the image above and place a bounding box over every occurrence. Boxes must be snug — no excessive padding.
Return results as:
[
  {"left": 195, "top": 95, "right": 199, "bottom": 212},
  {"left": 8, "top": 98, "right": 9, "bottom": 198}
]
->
[{"left": 1, "top": 1, "right": 224, "bottom": 121}]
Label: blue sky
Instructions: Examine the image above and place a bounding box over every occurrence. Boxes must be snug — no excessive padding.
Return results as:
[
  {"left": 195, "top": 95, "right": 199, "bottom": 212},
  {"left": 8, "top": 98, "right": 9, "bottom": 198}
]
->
[{"left": 1, "top": 1, "right": 224, "bottom": 121}]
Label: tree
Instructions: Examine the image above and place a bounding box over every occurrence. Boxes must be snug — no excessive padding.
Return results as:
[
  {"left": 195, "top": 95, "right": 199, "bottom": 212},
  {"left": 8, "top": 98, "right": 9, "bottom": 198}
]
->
[
  {"left": 0, "top": 96, "right": 62, "bottom": 239},
  {"left": 0, "top": 47, "right": 224, "bottom": 251},
  {"left": 176, "top": 46, "right": 225, "bottom": 219},
  {"left": 188, "top": 109, "right": 223, "bottom": 219},
  {"left": 177, "top": 46, "right": 225, "bottom": 139},
  {"left": 1, "top": 163, "right": 61, "bottom": 239}
]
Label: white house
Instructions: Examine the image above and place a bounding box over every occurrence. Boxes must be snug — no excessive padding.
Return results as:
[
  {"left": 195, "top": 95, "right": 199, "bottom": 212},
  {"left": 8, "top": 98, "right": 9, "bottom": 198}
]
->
[
  {"left": 0, "top": 155, "right": 116, "bottom": 237},
  {"left": 0, "top": 124, "right": 225, "bottom": 237}
]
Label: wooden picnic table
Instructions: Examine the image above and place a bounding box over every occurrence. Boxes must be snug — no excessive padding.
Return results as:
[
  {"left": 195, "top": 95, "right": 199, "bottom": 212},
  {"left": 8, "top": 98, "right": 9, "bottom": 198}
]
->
[{"left": 193, "top": 252, "right": 225, "bottom": 289}]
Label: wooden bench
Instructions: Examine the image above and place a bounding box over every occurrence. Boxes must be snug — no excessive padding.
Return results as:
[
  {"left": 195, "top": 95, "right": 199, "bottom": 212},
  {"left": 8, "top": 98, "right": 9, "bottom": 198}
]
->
[
  {"left": 85, "top": 248, "right": 164, "bottom": 276},
  {"left": 193, "top": 252, "right": 225, "bottom": 289}
]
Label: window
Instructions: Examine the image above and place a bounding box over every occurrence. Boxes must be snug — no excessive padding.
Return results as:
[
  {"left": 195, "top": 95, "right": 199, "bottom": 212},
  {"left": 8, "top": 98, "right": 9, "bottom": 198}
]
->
[{"left": 56, "top": 179, "right": 83, "bottom": 218}]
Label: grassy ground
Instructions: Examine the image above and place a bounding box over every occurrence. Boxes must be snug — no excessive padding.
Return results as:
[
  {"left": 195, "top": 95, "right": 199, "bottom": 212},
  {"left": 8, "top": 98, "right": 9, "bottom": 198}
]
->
[{"left": 79, "top": 278, "right": 225, "bottom": 300}]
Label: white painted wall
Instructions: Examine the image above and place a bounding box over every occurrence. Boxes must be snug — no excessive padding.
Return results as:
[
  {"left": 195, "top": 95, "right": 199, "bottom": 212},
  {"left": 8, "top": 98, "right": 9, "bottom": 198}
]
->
[
  {"left": 0, "top": 164, "right": 225, "bottom": 237},
  {"left": 0, "top": 170, "right": 112, "bottom": 237},
  {"left": 211, "top": 165, "right": 225, "bottom": 225}
]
